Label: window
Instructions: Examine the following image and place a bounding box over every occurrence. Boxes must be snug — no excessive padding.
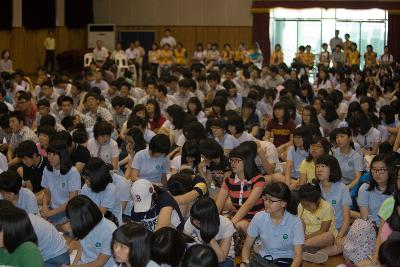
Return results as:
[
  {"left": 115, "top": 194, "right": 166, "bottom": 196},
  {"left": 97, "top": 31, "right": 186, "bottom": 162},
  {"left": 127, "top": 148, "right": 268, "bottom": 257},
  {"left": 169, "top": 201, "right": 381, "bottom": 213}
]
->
[{"left": 269, "top": 8, "right": 388, "bottom": 67}]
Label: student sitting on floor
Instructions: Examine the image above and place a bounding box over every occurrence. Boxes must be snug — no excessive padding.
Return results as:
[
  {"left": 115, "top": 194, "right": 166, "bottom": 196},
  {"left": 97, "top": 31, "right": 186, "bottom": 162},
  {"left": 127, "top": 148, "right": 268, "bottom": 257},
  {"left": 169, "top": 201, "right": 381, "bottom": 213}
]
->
[
  {"left": 315, "top": 155, "right": 351, "bottom": 257},
  {"left": 0, "top": 170, "right": 39, "bottom": 214},
  {"left": 241, "top": 182, "right": 304, "bottom": 267},
  {"left": 298, "top": 182, "right": 334, "bottom": 264}
]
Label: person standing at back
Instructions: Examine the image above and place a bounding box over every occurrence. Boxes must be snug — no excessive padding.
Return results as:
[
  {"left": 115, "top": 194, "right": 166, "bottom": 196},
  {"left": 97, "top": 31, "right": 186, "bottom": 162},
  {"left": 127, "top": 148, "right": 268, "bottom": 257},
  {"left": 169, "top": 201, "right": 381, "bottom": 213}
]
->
[
  {"left": 160, "top": 29, "right": 177, "bottom": 49},
  {"left": 329, "top": 30, "right": 343, "bottom": 53},
  {"left": 43, "top": 30, "right": 56, "bottom": 72}
]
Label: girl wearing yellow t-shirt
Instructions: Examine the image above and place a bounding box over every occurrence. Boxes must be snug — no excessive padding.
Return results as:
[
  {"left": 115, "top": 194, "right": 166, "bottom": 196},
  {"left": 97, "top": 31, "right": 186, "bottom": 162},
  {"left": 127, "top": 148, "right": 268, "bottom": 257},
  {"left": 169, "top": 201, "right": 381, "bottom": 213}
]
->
[
  {"left": 298, "top": 183, "right": 335, "bottom": 264},
  {"left": 364, "top": 45, "right": 378, "bottom": 67},
  {"left": 270, "top": 43, "right": 284, "bottom": 66},
  {"left": 221, "top": 43, "right": 233, "bottom": 64},
  {"left": 173, "top": 42, "right": 187, "bottom": 66},
  {"left": 148, "top": 42, "right": 161, "bottom": 73},
  {"left": 233, "top": 43, "right": 249, "bottom": 65},
  {"left": 299, "top": 137, "right": 330, "bottom": 186},
  {"left": 346, "top": 42, "right": 360, "bottom": 67},
  {"left": 343, "top": 33, "right": 352, "bottom": 57},
  {"left": 159, "top": 43, "right": 174, "bottom": 68}
]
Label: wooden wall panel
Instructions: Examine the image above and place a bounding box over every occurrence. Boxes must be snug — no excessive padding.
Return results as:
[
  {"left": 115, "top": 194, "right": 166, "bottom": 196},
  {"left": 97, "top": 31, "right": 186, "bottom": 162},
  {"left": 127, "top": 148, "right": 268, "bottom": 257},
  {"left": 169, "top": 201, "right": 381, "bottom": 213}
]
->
[
  {"left": 0, "top": 27, "right": 86, "bottom": 74},
  {"left": 117, "top": 25, "right": 253, "bottom": 61},
  {"left": 0, "top": 25, "right": 250, "bottom": 74}
]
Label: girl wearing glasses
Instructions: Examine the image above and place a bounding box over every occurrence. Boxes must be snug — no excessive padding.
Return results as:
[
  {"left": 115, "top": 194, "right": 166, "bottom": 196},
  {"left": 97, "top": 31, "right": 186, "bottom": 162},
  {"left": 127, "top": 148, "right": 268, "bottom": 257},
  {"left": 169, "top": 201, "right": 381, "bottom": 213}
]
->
[
  {"left": 299, "top": 137, "right": 331, "bottom": 186},
  {"left": 357, "top": 153, "right": 397, "bottom": 226},
  {"left": 315, "top": 154, "right": 351, "bottom": 257},
  {"left": 240, "top": 182, "right": 303, "bottom": 267},
  {"left": 184, "top": 197, "right": 235, "bottom": 267},
  {"left": 359, "top": 162, "right": 400, "bottom": 267},
  {"left": 334, "top": 127, "right": 364, "bottom": 189},
  {"left": 215, "top": 141, "right": 265, "bottom": 231}
]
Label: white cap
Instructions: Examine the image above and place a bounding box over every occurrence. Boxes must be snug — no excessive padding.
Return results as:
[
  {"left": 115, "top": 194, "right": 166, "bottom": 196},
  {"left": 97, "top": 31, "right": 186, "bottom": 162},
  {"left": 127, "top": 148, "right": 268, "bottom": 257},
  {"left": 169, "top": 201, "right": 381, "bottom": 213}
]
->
[{"left": 131, "top": 179, "right": 154, "bottom": 213}]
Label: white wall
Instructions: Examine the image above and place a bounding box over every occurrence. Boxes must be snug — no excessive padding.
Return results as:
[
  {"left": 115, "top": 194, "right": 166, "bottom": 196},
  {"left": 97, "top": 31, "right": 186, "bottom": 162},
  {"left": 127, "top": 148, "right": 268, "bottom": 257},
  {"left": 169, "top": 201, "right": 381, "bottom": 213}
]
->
[{"left": 93, "top": 0, "right": 253, "bottom": 26}]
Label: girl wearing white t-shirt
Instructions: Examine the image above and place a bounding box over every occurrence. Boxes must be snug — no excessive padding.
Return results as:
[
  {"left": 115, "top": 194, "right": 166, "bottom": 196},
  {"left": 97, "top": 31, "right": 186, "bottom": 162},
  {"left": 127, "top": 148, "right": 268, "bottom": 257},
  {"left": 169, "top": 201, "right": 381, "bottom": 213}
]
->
[
  {"left": 87, "top": 121, "right": 119, "bottom": 170},
  {"left": 185, "top": 197, "right": 235, "bottom": 267}
]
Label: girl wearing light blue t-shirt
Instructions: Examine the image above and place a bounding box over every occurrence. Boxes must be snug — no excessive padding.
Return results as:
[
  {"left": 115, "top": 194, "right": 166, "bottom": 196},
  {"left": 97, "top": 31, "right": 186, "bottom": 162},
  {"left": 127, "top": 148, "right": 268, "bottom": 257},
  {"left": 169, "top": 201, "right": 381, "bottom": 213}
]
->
[
  {"left": 334, "top": 127, "right": 364, "bottom": 189},
  {"left": 357, "top": 153, "right": 396, "bottom": 226},
  {"left": 81, "top": 158, "right": 122, "bottom": 225},
  {"left": 281, "top": 126, "right": 311, "bottom": 190},
  {"left": 129, "top": 134, "right": 170, "bottom": 186},
  {"left": 241, "top": 182, "right": 304, "bottom": 267},
  {"left": 210, "top": 118, "right": 240, "bottom": 157},
  {"left": 111, "top": 222, "right": 152, "bottom": 267},
  {"left": 316, "top": 154, "right": 351, "bottom": 257},
  {"left": 41, "top": 140, "right": 81, "bottom": 226},
  {"left": 66, "top": 195, "right": 116, "bottom": 267}
]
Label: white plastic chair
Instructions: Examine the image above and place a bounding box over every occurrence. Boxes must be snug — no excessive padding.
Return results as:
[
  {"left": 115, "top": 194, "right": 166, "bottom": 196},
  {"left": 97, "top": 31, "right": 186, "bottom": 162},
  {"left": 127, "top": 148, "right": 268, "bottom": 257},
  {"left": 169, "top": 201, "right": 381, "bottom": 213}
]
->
[
  {"left": 84, "top": 53, "right": 93, "bottom": 67},
  {"left": 115, "top": 54, "right": 137, "bottom": 84},
  {"left": 115, "top": 54, "right": 129, "bottom": 78}
]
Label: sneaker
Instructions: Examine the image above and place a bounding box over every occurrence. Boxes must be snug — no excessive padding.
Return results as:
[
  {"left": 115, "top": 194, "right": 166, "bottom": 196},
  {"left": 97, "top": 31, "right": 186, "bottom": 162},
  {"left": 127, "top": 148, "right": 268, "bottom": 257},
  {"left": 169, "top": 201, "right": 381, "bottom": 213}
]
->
[{"left": 302, "top": 251, "right": 328, "bottom": 264}]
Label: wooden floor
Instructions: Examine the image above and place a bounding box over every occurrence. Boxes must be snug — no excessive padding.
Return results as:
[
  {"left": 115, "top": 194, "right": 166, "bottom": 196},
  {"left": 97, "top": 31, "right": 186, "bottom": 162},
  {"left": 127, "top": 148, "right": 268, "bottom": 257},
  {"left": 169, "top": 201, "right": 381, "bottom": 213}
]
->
[{"left": 303, "top": 255, "right": 345, "bottom": 267}]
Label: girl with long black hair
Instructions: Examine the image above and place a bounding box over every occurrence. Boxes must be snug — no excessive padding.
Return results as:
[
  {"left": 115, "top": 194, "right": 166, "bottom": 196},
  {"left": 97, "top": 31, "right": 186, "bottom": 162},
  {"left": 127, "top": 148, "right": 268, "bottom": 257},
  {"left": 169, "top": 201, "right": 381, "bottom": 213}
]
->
[{"left": 185, "top": 197, "right": 235, "bottom": 267}]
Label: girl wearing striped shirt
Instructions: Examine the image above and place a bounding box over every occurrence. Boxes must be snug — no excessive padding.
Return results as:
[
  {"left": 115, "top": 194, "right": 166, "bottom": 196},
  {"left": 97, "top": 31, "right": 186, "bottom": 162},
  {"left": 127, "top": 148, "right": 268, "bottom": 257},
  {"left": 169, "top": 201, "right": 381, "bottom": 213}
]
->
[{"left": 215, "top": 141, "right": 265, "bottom": 232}]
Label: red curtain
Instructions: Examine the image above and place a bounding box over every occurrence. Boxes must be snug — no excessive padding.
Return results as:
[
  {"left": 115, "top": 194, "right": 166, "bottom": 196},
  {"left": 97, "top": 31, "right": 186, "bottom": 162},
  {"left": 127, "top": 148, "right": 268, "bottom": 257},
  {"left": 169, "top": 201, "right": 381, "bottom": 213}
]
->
[
  {"left": 252, "top": 12, "right": 271, "bottom": 65},
  {"left": 388, "top": 13, "right": 400, "bottom": 62}
]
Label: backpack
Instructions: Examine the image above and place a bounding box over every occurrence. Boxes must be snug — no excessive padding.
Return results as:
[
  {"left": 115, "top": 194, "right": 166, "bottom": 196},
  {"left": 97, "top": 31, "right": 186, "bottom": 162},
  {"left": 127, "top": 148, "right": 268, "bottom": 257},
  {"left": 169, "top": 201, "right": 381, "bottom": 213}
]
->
[{"left": 343, "top": 217, "right": 376, "bottom": 264}]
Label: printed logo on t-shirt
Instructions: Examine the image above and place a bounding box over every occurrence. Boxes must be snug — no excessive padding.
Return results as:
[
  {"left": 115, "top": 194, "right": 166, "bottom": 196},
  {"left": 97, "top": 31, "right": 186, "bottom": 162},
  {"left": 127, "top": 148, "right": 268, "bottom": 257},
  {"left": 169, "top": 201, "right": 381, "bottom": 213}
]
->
[
  {"left": 348, "top": 161, "right": 353, "bottom": 167},
  {"left": 135, "top": 195, "right": 142, "bottom": 202},
  {"left": 272, "top": 129, "right": 291, "bottom": 136},
  {"left": 283, "top": 234, "right": 288, "bottom": 240},
  {"left": 142, "top": 216, "right": 158, "bottom": 232},
  {"left": 95, "top": 242, "right": 102, "bottom": 248},
  {"left": 61, "top": 182, "right": 66, "bottom": 188},
  {"left": 332, "top": 200, "right": 336, "bottom": 205},
  {"left": 155, "top": 165, "right": 161, "bottom": 170}
]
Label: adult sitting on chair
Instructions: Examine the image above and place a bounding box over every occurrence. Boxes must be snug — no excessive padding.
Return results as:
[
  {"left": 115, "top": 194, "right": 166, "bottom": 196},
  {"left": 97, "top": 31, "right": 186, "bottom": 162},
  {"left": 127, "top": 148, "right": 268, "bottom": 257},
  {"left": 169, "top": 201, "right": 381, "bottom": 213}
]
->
[{"left": 93, "top": 40, "right": 109, "bottom": 67}]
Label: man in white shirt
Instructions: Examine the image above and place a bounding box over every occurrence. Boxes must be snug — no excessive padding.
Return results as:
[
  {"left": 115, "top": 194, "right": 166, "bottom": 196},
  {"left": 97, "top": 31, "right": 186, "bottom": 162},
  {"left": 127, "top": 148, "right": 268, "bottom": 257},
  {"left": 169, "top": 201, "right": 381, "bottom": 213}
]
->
[
  {"left": 155, "top": 85, "right": 177, "bottom": 116},
  {"left": 125, "top": 42, "right": 138, "bottom": 65},
  {"left": 160, "top": 29, "right": 177, "bottom": 48},
  {"left": 329, "top": 30, "right": 343, "bottom": 53},
  {"left": 173, "top": 79, "right": 195, "bottom": 111},
  {"left": 133, "top": 41, "right": 145, "bottom": 65},
  {"left": 92, "top": 40, "right": 109, "bottom": 67}
]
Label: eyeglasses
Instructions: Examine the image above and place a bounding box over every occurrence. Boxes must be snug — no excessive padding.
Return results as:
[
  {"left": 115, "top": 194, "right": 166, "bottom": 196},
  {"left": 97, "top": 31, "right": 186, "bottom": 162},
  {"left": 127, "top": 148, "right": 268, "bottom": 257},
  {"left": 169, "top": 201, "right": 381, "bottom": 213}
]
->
[
  {"left": 262, "top": 196, "right": 282, "bottom": 203},
  {"left": 371, "top": 168, "right": 388, "bottom": 174},
  {"left": 311, "top": 144, "right": 323, "bottom": 149},
  {"left": 229, "top": 158, "right": 242, "bottom": 164}
]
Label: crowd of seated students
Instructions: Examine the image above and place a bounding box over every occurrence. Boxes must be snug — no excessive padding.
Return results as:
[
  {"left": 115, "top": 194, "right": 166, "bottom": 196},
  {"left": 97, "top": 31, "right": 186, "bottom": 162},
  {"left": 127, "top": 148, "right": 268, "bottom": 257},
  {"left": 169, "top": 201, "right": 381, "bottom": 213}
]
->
[{"left": 1, "top": 28, "right": 400, "bottom": 267}]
